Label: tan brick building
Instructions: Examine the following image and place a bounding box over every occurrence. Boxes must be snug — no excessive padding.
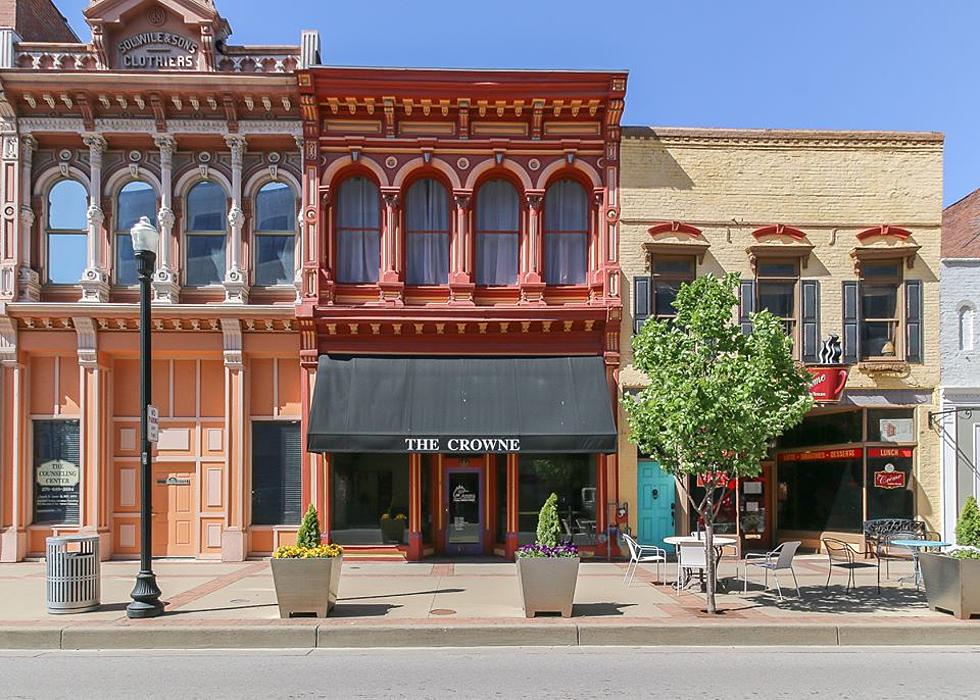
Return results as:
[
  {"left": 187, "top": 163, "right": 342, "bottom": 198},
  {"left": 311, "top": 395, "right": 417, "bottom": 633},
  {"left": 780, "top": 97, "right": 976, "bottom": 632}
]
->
[{"left": 618, "top": 127, "right": 944, "bottom": 551}]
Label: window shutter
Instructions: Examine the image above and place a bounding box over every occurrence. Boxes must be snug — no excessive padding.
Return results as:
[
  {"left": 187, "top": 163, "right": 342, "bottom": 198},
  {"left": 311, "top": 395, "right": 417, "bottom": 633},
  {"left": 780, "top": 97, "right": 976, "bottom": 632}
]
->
[
  {"left": 633, "top": 275, "right": 651, "bottom": 334},
  {"left": 842, "top": 281, "right": 859, "bottom": 364},
  {"left": 905, "top": 280, "right": 923, "bottom": 363},
  {"left": 739, "top": 280, "right": 756, "bottom": 334},
  {"left": 801, "top": 280, "right": 820, "bottom": 363}
]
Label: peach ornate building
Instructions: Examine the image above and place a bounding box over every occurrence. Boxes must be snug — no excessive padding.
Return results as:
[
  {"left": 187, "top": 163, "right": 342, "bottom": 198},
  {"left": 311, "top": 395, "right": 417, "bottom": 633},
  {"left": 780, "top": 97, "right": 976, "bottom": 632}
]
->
[{"left": 0, "top": 0, "right": 316, "bottom": 561}]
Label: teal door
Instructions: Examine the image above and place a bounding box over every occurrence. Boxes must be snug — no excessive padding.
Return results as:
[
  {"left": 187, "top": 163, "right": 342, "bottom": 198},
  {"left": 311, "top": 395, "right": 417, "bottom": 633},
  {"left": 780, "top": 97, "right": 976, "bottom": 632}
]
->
[{"left": 637, "top": 460, "right": 675, "bottom": 550}]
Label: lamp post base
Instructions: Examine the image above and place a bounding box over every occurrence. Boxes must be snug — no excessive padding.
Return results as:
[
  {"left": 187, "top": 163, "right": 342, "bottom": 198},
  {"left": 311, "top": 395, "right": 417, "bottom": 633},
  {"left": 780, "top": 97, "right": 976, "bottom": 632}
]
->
[{"left": 127, "top": 571, "right": 165, "bottom": 619}]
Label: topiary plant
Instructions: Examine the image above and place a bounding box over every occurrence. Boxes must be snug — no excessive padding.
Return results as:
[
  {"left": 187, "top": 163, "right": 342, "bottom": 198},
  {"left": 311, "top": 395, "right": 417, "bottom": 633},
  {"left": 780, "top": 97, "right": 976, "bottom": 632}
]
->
[
  {"left": 955, "top": 496, "right": 980, "bottom": 548},
  {"left": 295, "top": 504, "right": 322, "bottom": 549},
  {"left": 536, "top": 492, "right": 561, "bottom": 548}
]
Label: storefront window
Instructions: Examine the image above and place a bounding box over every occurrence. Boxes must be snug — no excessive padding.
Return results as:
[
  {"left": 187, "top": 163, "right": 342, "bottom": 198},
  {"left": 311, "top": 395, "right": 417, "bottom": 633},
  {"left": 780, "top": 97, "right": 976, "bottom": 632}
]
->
[
  {"left": 251, "top": 421, "right": 302, "bottom": 526},
  {"left": 331, "top": 454, "right": 410, "bottom": 545},
  {"left": 33, "top": 420, "right": 80, "bottom": 525},
  {"left": 779, "top": 410, "right": 863, "bottom": 449},
  {"left": 867, "top": 408, "right": 915, "bottom": 443},
  {"left": 777, "top": 449, "right": 864, "bottom": 532},
  {"left": 517, "top": 454, "right": 594, "bottom": 544},
  {"left": 688, "top": 476, "right": 738, "bottom": 535},
  {"left": 495, "top": 455, "right": 507, "bottom": 544},
  {"left": 866, "top": 448, "right": 914, "bottom": 520}
]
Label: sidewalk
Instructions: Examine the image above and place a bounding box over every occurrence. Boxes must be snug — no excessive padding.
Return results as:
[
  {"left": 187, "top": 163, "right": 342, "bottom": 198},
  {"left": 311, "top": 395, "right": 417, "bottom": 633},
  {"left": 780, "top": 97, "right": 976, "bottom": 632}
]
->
[{"left": 1, "top": 555, "right": 977, "bottom": 649}]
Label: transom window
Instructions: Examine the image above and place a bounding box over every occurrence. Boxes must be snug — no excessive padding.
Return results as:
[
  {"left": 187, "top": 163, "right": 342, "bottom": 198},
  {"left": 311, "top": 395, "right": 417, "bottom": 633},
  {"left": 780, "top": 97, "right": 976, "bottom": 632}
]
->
[
  {"left": 336, "top": 176, "right": 381, "bottom": 284},
  {"left": 46, "top": 179, "right": 88, "bottom": 285},
  {"left": 115, "top": 181, "right": 157, "bottom": 286},
  {"left": 543, "top": 179, "right": 588, "bottom": 285},
  {"left": 756, "top": 258, "right": 799, "bottom": 338},
  {"left": 184, "top": 181, "right": 226, "bottom": 287},
  {"left": 860, "top": 260, "right": 902, "bottom": 359},
  {"left": 254, "top": 182, "right": 297, "bottom": 287},
  {"left": 475, "top": 179, "right": 520, "bottom": 286},
  {"left": 651, "top": 255, "right": 696, "bottom": 319},
  {"left": 405, "top": 178, "right": 449, "bottom": 286}
]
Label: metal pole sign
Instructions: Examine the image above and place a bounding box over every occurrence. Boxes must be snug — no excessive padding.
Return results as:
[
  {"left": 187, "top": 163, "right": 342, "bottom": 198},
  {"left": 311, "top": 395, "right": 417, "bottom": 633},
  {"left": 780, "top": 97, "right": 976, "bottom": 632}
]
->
[{"left": 147, "top": 405, "right": 160, "bottom": 444}]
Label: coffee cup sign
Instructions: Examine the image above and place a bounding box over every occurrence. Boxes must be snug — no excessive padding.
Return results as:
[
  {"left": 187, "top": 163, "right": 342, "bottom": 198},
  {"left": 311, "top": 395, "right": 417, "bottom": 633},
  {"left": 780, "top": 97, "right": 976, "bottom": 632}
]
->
[{"left": 117, "top": 31, "right": 199, "bottom": 70}]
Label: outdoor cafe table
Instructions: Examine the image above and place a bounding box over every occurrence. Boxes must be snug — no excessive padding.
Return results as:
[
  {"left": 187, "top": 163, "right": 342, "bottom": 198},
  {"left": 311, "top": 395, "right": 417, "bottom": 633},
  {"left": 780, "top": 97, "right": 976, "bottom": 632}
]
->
[
  {"left": 664, "top": 536, "right": 738, "bottom": 591},
  {"left": 890, "top": 539, "right": 949, "bottom": 589}
]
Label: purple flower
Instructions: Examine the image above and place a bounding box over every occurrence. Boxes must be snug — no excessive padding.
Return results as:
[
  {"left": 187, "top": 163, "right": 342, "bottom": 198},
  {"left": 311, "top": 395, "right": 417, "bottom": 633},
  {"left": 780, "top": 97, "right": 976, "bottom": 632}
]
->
[{"left": 515, "top": 542, "right": 579, "bottom": 559}]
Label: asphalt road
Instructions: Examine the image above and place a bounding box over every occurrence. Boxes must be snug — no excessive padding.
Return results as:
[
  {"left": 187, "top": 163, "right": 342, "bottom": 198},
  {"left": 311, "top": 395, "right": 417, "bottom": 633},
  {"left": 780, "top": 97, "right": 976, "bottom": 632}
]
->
[{"left": 0, "top": 646, "right": 976, "bottom": 699}]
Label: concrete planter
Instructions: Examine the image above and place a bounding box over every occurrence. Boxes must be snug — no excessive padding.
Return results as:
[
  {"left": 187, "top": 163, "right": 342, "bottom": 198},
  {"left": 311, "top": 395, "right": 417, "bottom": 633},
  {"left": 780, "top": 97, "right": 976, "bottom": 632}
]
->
[
  {"left": 920, "top": 553, "right": 980, "bottom": 620},
  {"left": 270, "top": 556, "right": 342, "bottom": 618},
  {"left": 516, "top": 556, "right": 579, "bottom": 618}
]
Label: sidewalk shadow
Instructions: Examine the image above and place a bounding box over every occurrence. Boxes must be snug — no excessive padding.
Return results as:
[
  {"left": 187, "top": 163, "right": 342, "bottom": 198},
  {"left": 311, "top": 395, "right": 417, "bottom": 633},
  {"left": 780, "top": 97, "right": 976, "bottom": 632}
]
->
[
  {"left": 338, "top": 588, "right": 465, "bottom": 601},
  {"left": 573, "top": 602, "right": 638, "bottom": 617},
  {"left": 164, "top": 603, "right": 278, "bottom": 616},
  {"left": 736, "top": 583, "right": 928, "bottom": 614},
  {"left": 331, "top": 603, "right": 402, "bottom": 618}
]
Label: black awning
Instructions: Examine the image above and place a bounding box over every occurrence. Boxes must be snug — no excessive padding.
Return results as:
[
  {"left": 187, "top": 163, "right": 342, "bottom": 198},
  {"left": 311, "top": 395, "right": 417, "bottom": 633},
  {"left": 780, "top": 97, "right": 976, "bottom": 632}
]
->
[{"left": 307, "top": 355, "right": 617, "bottom": 454}]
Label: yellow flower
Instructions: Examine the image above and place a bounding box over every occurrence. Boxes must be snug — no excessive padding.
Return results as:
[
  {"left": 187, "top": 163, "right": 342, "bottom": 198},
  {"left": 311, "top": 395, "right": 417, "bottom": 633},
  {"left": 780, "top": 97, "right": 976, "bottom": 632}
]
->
[{"left": 273, "top": 543, "right": 343, "bottom": 559}]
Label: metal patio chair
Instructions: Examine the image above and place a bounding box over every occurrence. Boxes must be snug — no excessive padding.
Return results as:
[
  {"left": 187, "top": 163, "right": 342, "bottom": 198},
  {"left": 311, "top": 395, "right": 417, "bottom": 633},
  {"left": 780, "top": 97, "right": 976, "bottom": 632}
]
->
[
  {"left": 740, "top": 541, "right": 802, "bottom": 601},
  {"left": 823, "top": 538, "right": 879, "bottom": 594},
  {"left": 621, "top": 533, "right": 666, "bottom": 586},
  {"left": 676, "top": 543, "right": 709, "bottom": 594}
]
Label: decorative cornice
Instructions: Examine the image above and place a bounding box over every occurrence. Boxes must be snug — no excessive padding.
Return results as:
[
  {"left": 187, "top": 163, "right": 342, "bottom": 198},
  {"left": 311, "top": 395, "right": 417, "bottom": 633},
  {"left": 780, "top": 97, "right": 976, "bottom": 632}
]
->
[
  {"left": 220, "top": 318, "right": 243, "bottom": 369},
  {"left": 622, "top": 126, "right": 944, "bottom": 149},
  {"left": 72, "top": 316, "right": 98, "bottom": 368}
]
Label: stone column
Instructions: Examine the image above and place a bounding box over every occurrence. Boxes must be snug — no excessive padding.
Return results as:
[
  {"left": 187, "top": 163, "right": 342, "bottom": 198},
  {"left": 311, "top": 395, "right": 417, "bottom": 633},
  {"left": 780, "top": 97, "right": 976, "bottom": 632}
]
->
[
  {"left": 0, "top": 317, "right": 26, "bottom": 561},
  {"left": 17, "top": 135, "right": 39, "bottom": 302},
  {"left": 379, "top": 189, "right": 403, "bottom": 304},
  {"left": 80, "top": 134, "right": 109, "bottom": 302},
  {"left": 223, "top": 135, "right": 248, "bottom": 303},
  {"left": 519, "top": 191, "right": 545, "bottom": 304},
  {"left": 220, "top": 318, "right": 246, "bottom": 560},
  {"left": 153, "top": 135, "right": 179, "bottom": 303},
  {"left": 449, "top": 191, "right": 474, "bottom": 304}
]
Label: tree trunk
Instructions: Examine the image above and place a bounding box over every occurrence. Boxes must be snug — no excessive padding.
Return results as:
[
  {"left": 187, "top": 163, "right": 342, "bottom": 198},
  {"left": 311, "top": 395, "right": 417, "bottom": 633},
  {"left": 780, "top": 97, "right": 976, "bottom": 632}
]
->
[{"left": 704, "top": 487, "right": 717, "bottom": 614}]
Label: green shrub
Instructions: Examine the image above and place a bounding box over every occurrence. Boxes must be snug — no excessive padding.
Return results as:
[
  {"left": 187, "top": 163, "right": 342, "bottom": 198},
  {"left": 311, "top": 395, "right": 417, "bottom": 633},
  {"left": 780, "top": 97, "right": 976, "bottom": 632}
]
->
[
  {"left": 295, "top": 504, "right": 322, "bottom": 549},
  {"left": 536, "top": 493, "right": 561, "bottom": 548},
  {"left": 955, "top": 496, "right": 980, "bottom": 548}
]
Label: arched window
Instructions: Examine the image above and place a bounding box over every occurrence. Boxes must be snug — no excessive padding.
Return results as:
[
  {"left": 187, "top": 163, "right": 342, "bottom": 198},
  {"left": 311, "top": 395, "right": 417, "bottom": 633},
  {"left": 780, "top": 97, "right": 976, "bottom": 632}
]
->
[
  {"left": 254, "top": 182, "right": 297, "bottom": 286},
  {"left": 543, "top": 179, "right": 588, "bottom": 285},
  {"left": 475, "top": 179, "right": 519, "bottom": 286},
  {"left": 960, "top": 305, "right": 975, "bottom": 351},
  {"left": 336, "top": 176, "right": 381, "bottom": 284},
  {"left": 405, "top": 178, "right": 449, "bottom": 286},
  {"left": 184, "top": 181, "right": 226, "bottom": 287},
  {"left": 115, "top": 181, "right": 157, "bottom": 286},
  {"left": 46, "top": 179, "right": 88, "bottom": 284}
]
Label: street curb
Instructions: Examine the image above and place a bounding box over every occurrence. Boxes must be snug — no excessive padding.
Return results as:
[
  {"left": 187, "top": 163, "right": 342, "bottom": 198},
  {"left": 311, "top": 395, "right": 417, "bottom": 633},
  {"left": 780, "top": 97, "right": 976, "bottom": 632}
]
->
[
  {"left": 317, "top": 623, "right": 579, "bottom": 648},
  {"left": 3, "top": 623, "right": 980, "bottom": 650},
  {"left": 578, "top": 624, "right": 839, "bottom": 646}
]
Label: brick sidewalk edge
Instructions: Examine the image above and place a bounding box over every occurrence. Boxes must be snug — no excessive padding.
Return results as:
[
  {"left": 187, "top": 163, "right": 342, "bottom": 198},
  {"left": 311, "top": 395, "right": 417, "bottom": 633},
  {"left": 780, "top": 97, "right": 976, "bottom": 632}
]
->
[{"left": 2, "top": 623, "right": 979, "bottom": 650}]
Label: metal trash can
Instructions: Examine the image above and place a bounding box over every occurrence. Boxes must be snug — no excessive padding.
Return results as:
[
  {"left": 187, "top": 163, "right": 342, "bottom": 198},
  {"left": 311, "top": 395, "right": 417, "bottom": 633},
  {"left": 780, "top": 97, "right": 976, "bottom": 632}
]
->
[{"left": 46, "top": 535, "right": 100, "bottom": 614}]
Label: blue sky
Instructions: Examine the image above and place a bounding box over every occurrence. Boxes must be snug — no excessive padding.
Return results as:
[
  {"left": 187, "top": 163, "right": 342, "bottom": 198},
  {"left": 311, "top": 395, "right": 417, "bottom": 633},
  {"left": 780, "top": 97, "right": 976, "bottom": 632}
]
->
[{"left": 58, "top": 0, "right": 976, "bottom": 206}]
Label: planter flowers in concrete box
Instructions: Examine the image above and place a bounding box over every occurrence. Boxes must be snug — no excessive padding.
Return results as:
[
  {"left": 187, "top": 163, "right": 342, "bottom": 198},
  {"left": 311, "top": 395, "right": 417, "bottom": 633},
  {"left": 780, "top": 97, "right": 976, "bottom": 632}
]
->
[
  {"left": 270, "top": 504, "right": 343, "bottom": 618},
  {"left": 515, "top": 492, "right": 580, "bottom": 618},
  {"left": 920, "top": 496, "right": 980, "bottom": 620}
]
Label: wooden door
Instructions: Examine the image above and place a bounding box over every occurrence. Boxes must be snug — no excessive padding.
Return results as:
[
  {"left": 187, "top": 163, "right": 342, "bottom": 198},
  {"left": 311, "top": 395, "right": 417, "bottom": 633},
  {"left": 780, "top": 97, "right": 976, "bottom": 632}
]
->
[
  {"left": 152, "top": 466, "right": 196, "bottom": 557},
  {"left": 637, "top": 460, "right": 676, "bottom": 550}
]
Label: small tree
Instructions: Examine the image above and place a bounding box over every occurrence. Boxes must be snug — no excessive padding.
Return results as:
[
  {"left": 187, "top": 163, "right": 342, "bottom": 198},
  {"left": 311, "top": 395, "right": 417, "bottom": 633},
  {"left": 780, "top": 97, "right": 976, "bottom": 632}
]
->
[
  {"left": 296, "top": 504, "right": 322, "bottom": 549},
  {"left": 955, "top": 496, "right": 980, "bottom": 548},
  {"left": 624, "top": 274, "right": 813, "bottom": 613},
  {"left": 537, "top": 493, "right": 561, "bottom": 548}
]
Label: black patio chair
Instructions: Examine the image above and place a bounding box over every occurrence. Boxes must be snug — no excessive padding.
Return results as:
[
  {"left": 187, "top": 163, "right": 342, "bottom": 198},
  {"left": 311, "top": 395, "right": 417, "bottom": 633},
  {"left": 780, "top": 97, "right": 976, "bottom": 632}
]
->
[{"left": 823, "top": 538, "right": 880, "bottom": 594}]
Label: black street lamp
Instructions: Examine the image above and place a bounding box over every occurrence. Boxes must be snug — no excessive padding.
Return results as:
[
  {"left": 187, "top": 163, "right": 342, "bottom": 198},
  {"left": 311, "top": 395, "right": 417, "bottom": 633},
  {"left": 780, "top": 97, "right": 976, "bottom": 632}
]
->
[{"left": 127, "top": 216, "right": 164, "bottom": 619}]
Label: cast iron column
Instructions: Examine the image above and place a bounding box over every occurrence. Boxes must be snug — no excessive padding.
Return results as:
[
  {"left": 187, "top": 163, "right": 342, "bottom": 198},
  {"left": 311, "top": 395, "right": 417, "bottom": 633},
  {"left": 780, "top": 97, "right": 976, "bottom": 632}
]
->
[{"left": 127, "top": 247, "right": 164, "bottom": 619}]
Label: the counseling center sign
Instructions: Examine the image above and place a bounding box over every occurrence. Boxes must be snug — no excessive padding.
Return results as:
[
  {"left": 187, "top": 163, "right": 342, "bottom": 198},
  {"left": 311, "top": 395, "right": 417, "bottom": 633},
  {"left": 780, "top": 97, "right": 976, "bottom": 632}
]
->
[{"left": 34, "top": 459, "right": 80, "bottom": 524}]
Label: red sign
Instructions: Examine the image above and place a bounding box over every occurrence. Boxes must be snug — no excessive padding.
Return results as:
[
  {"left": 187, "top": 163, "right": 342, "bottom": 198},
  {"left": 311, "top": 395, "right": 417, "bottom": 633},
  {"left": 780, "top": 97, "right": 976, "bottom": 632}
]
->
[
  {"left": 874, "top": 470, "right": 907, "bottom": 489},
  {"left": 696, "top": 472, "right": 734, "bottom": 489},
  {"left": 868, "top": 448, "right": 914, "bottom": 459},
  {"left": 779, "top": 448, "right": 863, "bottom": 463},
  {"left": 806, "top": 366, "right": 849, "bottom": 403}
]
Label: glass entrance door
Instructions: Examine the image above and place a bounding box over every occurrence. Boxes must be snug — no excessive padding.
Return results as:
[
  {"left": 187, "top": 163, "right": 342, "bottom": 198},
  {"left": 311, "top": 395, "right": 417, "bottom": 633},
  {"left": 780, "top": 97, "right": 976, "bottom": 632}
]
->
[{"left": 445, "top": 468, "right": 483, "bottom": 555}]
